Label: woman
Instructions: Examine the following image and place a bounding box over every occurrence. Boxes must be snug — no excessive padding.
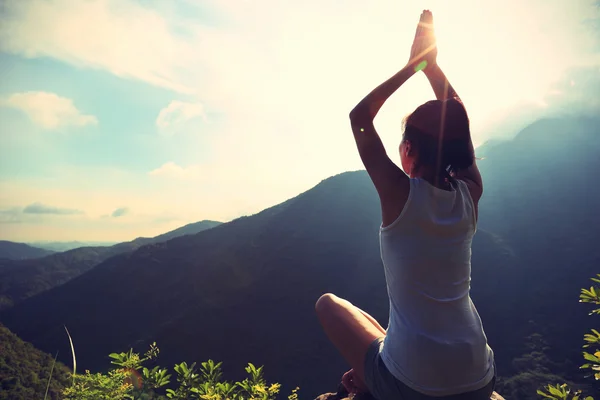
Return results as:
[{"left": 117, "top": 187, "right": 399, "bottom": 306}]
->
[{"left": 315, "top": 10, "right": 496, "bottom": 400}]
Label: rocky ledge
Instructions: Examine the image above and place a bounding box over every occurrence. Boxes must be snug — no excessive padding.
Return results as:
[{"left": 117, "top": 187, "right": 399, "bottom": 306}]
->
[{"left": 314, "top": 383, "right": 505, "bottom": 400}]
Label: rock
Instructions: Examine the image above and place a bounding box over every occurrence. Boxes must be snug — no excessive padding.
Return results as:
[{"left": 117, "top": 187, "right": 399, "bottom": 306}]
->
[
  {"left": 314, "top": 384, "right": 504, "bottom": 400},
  {"left": 314, "top": 384, "right": 375, "bottom": 400}
]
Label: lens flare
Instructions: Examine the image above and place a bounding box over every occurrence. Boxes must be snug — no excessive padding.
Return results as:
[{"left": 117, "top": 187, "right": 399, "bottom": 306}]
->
[
  {"left": 124, "top": 368, "right": 143, "bottom": 390},
  {"left": 414, "top": 60, "right": 428, "bottom": 72}
]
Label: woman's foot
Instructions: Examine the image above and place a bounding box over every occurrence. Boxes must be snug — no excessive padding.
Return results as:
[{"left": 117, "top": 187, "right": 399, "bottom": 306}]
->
[{"left": 341, "top": 369, "right": 368, "bottom": 395}]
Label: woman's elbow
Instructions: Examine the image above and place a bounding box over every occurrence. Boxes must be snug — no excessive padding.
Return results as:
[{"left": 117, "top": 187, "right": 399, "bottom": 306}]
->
[{"left": 349, "top": 104, "right": 371, "bottom": 123}]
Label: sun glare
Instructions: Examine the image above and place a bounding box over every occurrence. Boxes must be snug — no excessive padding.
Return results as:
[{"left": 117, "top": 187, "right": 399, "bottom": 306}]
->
[{"left": 0, "top": 0, "right": 596, "bottom": 241}]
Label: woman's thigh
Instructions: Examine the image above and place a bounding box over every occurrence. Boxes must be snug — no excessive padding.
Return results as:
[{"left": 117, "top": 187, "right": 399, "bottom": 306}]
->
[{"left": 315, "top": 293, "right": 384, "bottom": 383}]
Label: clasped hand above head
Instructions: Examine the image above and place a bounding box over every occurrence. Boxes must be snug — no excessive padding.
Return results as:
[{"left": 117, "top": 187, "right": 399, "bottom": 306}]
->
[{"left": 409, "top": 10, "right": 437, "bottom": 71}]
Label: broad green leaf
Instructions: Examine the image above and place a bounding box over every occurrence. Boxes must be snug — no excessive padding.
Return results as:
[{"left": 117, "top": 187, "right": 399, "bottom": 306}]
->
[
  {"left": 536, "top": 389, "right": 555, "bottom": 399},
  {"left": 548, "top": 385, "right": 564, "bottom": 397}
]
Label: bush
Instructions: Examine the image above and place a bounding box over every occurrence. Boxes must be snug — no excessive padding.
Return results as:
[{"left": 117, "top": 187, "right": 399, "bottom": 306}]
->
[{"left": 61, "top": 342, "right": 298, "bottom": 400}]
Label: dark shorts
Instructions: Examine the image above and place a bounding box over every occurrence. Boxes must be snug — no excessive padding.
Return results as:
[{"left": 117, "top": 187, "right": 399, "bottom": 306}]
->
[{"left": 363, "top": 338, "right": 496, "bottom": 400}]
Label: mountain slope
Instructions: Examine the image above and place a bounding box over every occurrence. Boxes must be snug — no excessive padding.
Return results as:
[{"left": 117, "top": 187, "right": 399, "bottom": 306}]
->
[
  {"left": 109, "top": 220, "right": 222, "bottom": 252},
  {"left": 476, "top": 116, "right": 600, "bottom": 378},
  {"left": 0, "top": 322, "right": 70, "bottom": 400},
  {"left": 0, "top": 220, "right": 221, "bottom": 310},
  {"left": 153, "top": 220, "right": 222, "bottom": 242},
  {"left": 0, "top": 241, "right": 55, "bottom": 260},
  {"left": 2, "top": 116, "right": 598, "bottom": 398}
]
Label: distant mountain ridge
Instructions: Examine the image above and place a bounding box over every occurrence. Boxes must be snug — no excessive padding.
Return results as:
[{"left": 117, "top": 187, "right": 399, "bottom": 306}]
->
[
  {"left": 20, "top": 220, "right": 221, "bottom": 254},
  {"left": 29, "top": 241, "right": 117, "bottom": 252},
  {"left": 0, "top": 220, "right": 221, "bottom": 310},
  {"left": 0, "top": 241, "right": 55, "bottom": 260},
  {"left": 110, "top": 220, "right": 222, "bottom": 252}
]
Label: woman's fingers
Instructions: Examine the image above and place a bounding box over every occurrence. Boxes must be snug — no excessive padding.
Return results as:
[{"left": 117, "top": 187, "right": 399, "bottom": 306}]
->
[
  {"left": 423, "top": 10, "right": 434, "bottom": 32},
  {"left": 416, "top": 11, "right": 433, "bottom": 37},
  {"left": 342, "top": 369, "right": 359, "bottom": 394},
  {"left": 411, "top": 9, "right": 436, "bottom": 64},
  {"left": 341, "top": 370, "right": 354, "bottom": 393},
  {"left": 415, "top": 13, "right": 424, "bottom": 38}
]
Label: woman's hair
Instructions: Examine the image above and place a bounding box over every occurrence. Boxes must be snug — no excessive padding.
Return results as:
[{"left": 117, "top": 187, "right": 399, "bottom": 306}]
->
[{"left": 402, "top": 98, "right": 474, "bottom": 175}]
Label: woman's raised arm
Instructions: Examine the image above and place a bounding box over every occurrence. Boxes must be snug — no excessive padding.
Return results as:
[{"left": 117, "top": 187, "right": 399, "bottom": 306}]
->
[{"left": 348, "top": 11, "right": 439, "bottom": 201}]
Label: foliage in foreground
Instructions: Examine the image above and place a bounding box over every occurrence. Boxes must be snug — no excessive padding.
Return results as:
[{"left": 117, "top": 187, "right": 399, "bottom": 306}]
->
[
  {"left": 62, "top": 342, "right": 299, "bottom": 400},
  {"left": 537, "top": 274, "right": 600, "bottom": 399}
]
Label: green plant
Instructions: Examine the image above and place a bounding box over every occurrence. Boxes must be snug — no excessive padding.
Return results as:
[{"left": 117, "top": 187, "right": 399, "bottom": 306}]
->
[
  {"left": 165, "top": 361, "right": 199, "bottom": 399},
  {"left": 63, "top": 369, "right": 133, "bottom": 400},
  {"left": 232, "top": 363, "right": 281, "bottom": 400},
  {"left": 109, "top": 341, "right": 160, "bottom": 370},
  {"left": 61, "top": 343, "right": 297, "bottom": 400},
  {"left": 288, "top": 387, "right": 300, "bottom": 400},
  {"left": 579, "top": 274, "right": 600, "bottom": 381},
  {"left": 537, "top": 383, "right": 592, "bottom": 400},
  {"left": 43, "top": 352, "right": 59, "bottom": 400},
  {"left": 537, "top": 274, "right": 600, "bottom": 399},
  {"left": 142, "top": 366, "right": 172, "bottom": 390},
  {"left": 65, "top": 326, "right": 76, "bottom": 385}
]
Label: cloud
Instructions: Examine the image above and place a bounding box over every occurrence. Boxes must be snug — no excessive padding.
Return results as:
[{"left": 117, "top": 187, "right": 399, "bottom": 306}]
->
[
  {"left": 478, "top": 64, "right": 600, "bottom": 142},
  {"left": 156, "top": 100, "right": 206, "bottom": 132},
  {"left": 0, "top": 0, "right": 199, "bottom": 94},
  {"left": 23, "top": 202, "right": 83, "bottom": 215},
  {"left": 544, "top": 64, "right": 600, "bottom": 115},
  {"left": 111, "top": 207, "right": 129, "bottom": 217},
  {"left": 2, "top": 91, "right": 98, "bottom": 129},
  {"left": 1, "top": 0, "right": 600, "bottom": 243},
  {"left": 0, "top": 208, "right": 24, "bottom": 224},
  {"left": 148, "top": 162, "right": 203, "bottom": 180}
]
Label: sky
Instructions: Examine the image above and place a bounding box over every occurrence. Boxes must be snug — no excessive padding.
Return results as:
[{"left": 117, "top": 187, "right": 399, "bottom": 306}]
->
[{"left": 0, "top": 0, "right": 599, "bottom": 242}]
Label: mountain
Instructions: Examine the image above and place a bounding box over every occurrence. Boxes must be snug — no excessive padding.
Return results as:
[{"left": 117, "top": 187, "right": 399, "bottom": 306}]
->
[
  {"left": 0, "top": 175, "right": 525, "bottom": 397},
  {"left": 475, "top": 116, "right": 600, "bottom": 394},
  {"left": 29, "top": 241, "right": 117, "bottom": 252},
  {"left": 0, "top": 241, "right": 55, "bottom": 260},
  {"left": 153, "top": 220, "right": 223, "bottom": 242},
  {"left": 0, "top": 322, "right": 70, "bottom": 400},
  {"left": 26, "top": 222, "right": 220, "bottom": 254},
  {"left": 109, "top": 220, "right": 222, "bottom": 253},
  {"left": 0, "top": 220, "right": 222, "bottom": 310},
  {"left": 1, "top": 116, "right": 598, "bottom": 399}
]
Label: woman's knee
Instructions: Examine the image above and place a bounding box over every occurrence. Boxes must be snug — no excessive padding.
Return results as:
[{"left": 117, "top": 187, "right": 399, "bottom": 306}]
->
[{"left": 315, "top": 293, "right": 339, "bottom": 315}]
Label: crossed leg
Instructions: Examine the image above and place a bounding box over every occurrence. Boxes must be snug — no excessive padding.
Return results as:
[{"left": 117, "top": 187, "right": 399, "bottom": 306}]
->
[{"left": 315, "top": 293, "right": 387, "bottom": 392}]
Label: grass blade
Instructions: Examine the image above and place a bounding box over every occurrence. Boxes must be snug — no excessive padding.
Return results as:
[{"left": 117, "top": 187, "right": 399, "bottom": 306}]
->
[
  {"left": 64, "top": 325, "right": 76, "bottom": 385},
  {"left": 43, "top": 351, "right": 58, "bottom": 400}
]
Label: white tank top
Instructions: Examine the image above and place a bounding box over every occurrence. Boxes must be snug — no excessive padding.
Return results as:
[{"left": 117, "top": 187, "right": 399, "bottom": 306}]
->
[{"left": 379, "top": 177, "right": 495, "bottom": 396}]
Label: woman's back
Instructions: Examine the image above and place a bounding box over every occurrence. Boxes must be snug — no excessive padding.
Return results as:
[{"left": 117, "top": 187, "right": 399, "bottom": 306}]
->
[{"left": 379, "top": 177, "right": 495, "bottom": 397}]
